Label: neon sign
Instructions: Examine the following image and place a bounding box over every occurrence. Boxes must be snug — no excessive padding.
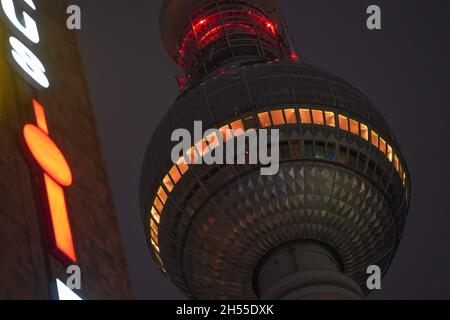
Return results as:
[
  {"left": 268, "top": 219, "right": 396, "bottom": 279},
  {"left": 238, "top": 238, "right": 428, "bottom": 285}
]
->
[
  {"left": 1, "top": 1, "right": 77, "bottom": 264},
  {"left": 23, "top": 100, "right": 77, "bottom": 264},
  {"left": 1, "top": 0, "right": 49, "bottom": 88}
]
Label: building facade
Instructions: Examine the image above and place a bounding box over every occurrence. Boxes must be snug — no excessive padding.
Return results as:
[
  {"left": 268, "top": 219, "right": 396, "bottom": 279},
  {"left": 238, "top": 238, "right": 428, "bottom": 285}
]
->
[
  {"left": 140, "top": 0, "right": 411, "bottom": 299},
  {"left": 0, "top": 0, "right": 132, "bottom": 299}
]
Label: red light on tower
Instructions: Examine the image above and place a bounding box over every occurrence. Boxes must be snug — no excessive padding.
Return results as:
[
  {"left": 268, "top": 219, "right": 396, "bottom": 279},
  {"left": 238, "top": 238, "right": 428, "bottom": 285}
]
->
[{"left": 23, "top": 100, "right": 77, "bottom": 264}]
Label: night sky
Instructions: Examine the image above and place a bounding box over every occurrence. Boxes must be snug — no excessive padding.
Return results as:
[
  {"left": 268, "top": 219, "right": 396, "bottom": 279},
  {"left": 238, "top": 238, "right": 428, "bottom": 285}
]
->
[{"left": 71, "top": 0, "right": 449, "bottom": 299}]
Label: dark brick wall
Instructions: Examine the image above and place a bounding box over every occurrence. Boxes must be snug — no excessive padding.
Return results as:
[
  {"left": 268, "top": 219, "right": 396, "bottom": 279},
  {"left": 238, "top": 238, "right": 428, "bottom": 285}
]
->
[{"left": 0, "top": 1, "right": 132, "bottom": 299}]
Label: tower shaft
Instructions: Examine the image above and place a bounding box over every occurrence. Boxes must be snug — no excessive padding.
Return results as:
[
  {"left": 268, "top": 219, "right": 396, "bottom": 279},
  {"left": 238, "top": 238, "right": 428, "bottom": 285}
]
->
[{"left": 257, "top": 242, "right": 364, "bottom": 300}]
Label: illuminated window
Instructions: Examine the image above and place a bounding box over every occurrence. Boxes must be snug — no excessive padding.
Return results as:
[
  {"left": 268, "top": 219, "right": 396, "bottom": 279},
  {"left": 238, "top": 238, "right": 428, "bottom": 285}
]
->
[
  {"left": 195, "top": 139, "right": 209, "bottom": 156},
  {"left": 151, "top": 206, "right": 160, "bottom": 224},
  {"left": 284, "top": 109, "right": 297, "bottom": 124},
  {"left": 387, "top": 145, "right": 393, "bottom": 162},
  {"left": 338, "top": 115, "right": 349, "bottom": 131},
  {"left": 360, "top": 124, "right": 369, "bottom": 141},
  {"left": 176, "top": 157, "right": 189, "bottom": 174},
  {"left": 349, "top": 119, "right": 359, "bottom": 136},
  {"left": 394, "top": 155, "right": 400, "bottom": 172},
  {"left": 371, "top": 131, "right": 379, "bottom": 148},
  {"left": 299, "top": 109, "right": 312, "bottom": 124},
  {"left": 270, "top": 110, "right": 285, "bottom": 125},
  {"left": 258, "top": 112, "right": 271, "bottom": 128},
  {"left": 379, "top": 138, "right": 387, "bottom": 154},
  {"left": 205, "top": 131, "right": 221, "bottom": 150},
  {"left": 185, "top": 147, "right": 199, "bottom": 165},
  {"left": 153, "top": 197, "right": 164, "bottom": 213},
  {"left": 312, "top": 110, "right": 324, "bottom": 125},
  {"left": 151, "top": 230, "right": 159, "bottom": 246},
  {"left": 150, "top": 219, "right": 159, "bottom": 235},
  {"left": 151, "top": 239, "right": 160, "bottom": 253},
  {"left": 230, "top": 120, "right": 245, "bottom": 137},
  {"left": 169, "top": 165, "right": 182, "bottom": 184},
  {"left": 219, "top": 125, "right": 232, "bottom": 142},
  {"left": 163, "top": 175, "right": 174, "bottom": 193},
  {"left": 403, "top": 173, "right": 407, "bottom": 186},
  {"left": 325, "top": 111, "right": 336, "bottom": 127},
  {"left": 157, "top": 186, "right": 167, "bottom": 204}
]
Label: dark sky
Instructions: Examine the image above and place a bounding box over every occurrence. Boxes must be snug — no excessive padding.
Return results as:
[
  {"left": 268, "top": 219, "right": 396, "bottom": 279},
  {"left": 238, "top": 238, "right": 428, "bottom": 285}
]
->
[{"left": 71, "top": 0, "right": 450, "bottom": 299}]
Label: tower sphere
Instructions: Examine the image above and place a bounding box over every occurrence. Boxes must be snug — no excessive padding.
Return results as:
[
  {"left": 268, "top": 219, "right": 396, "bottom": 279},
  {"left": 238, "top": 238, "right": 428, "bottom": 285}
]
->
[{"left": 140, "top": 0, "right": 410, "bottom": 300}]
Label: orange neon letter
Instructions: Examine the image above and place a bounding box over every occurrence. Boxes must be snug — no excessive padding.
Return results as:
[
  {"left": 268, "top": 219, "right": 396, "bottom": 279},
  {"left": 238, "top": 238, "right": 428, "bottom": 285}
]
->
[{"left": 23, "top": 99, "right": 77, "bottom": 263}]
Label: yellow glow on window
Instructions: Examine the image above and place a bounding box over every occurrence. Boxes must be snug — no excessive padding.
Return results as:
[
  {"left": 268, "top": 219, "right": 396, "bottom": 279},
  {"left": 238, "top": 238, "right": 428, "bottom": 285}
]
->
[
  {"left": 299, "top": 109, "right": 312, "bottom": 124},
  {"left": 150, "top": 219, "right": 159, "bottom": 235},
  {"left": 284, "top": 109, "right": 297, "bottom": 124},
  {"left": 151, "top": 206, "right": 160, "bottom": 224},
  {"left": 176, "top": 157, "right": 189, "bottom": 175},
  {"left": 151, "top": 230, "right": 159, "bottom": 246},
  {"left": 230, "top": 120, "right": 245, "bottom": 137},
  {"left": 151, "top": 239, "right": 159, "bottom": 252},
  {"left": 157, "top": 186, "right": 167, "bottom": 204},
  {"left": 185, "top": 147, "right": 199, "bottom": 165},
  {"left": 312, "top": 110, "right": 324, "bottom": 125},
  {"left": 338, "top": 115, "right": 349, "bottom": 131},
  {"left": 195, "top": 139, "right": 209, "bottom": 156},
  {"left": 205, "top": 131, "right": 221, "bottom": 150},
  {"left": 325, "top": 111, "right": 335, "bottom": 127},
  {"left": 258, "top": 112, "right": 271, "bottom": 128},
  {"left": 387, "top": 145, "right": 393, "bottom": 162},
  {"left": 360, "top": 124, "right": 369, "bottom": 141},
  {"left": 219, "top": 125, "right": 232, "bottom": 142},
  {"left": 169, "top": 165, "right": 182, "bottom": 184},
  {"left": 371, "top": 131, "right": 379, "bottom": 148},
  {"left": 270, "top": 110, "right": 285, "bottom": 125},
  {"left": 379, "top": 138, "right": 387, "bottom": 154},
  {"left": 394, "top": 155, "right": 400, "bottom": 172},
  {"left": 403, "top": 172, "right": 407, "bottom": 186},
  {"left": 163, "top": 175, "right": 174, "bottom": 193},
  {"left": 154, "top": 197, "right": 164, "bottom": 213},
  {"left": 349, "top": 119, "right": 359, "bottom": 136}
]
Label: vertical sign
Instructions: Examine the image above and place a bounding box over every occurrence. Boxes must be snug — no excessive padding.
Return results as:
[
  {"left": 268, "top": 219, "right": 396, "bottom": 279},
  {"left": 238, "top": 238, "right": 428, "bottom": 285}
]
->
[{"left": 23, "top": 100, "right": 77, "bottom": 263}]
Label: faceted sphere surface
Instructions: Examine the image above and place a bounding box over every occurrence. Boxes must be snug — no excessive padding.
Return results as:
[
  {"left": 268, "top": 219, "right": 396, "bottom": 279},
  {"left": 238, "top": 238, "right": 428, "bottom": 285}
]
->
[{"left": 140, "top": 62, "right": 410, "bottom": 299}]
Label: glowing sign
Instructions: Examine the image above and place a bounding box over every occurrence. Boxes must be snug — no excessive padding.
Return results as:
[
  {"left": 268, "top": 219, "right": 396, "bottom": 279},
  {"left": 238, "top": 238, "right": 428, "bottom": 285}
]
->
[
  {"left": 24, "top": 100, "right": 77, "bottom": 264},
  {"left": 1, "top": 0, "right": 49, "bottom": 88},
  {"left": 56, "top": 279, "right": 82, "bottom": 301},
  {"left": 1, "top": 0, "right": 39, "bottom": 43},
  {"left": 23, "top": 124, "right": 73, "bottom": 187}
]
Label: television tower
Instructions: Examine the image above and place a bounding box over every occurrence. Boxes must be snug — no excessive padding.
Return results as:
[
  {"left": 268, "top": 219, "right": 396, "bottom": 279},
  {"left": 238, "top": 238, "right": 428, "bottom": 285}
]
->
[{"left": 140, "top": 0, "right": 410, "bottom": 299}]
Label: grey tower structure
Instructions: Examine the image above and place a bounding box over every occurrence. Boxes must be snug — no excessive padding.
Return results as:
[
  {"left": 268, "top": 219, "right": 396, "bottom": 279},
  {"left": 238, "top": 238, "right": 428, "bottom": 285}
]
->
[{"left": 140, "top": 0, "right": 410, "bottom": 299}]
